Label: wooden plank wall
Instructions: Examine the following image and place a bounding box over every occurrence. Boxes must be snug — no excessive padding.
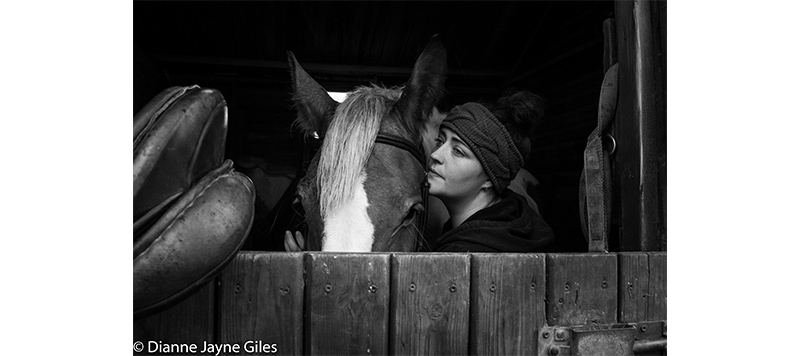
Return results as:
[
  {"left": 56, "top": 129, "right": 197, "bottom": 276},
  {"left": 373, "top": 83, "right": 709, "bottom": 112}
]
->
[
  {"left": 218, "top": 252, "right": 304, "bottom": 355},
  {"left": 470, "top": 254, "right": 546, "bottom": 355},
  {"left": 133, "top": 283, "right": 215, "bottom": 355},
  {"left": 546, "top": 254, "right": 617, "bottom": 326},
  {"left": 134, "top": 252, "right": 666, "bottom": 355},
  {"left": 306, "top": 253, "right": 390, "bottom": 355},
  {"left": 390, "top": 254, "right": 471, "bottom": 355}
]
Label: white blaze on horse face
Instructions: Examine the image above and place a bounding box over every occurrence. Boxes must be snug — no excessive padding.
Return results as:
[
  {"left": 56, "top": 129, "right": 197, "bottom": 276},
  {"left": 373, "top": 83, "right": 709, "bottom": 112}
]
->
[{"left": 321, "top": 172, "right": 374, "bottom": 252}]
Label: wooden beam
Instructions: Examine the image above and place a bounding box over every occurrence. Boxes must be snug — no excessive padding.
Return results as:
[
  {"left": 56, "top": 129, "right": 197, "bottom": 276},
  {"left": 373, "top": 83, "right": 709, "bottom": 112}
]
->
[
  {"left": 150, "top": 54, "right": 510, "bottom": 79},
  {"left": 611, "top": 0, "right": 667, "bottom": 252}
]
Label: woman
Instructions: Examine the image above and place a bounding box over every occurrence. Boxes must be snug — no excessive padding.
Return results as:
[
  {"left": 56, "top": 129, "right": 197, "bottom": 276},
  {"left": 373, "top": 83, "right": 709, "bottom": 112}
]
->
[{"left": 427, "top": 96, "right": 554, "bottom": 252}]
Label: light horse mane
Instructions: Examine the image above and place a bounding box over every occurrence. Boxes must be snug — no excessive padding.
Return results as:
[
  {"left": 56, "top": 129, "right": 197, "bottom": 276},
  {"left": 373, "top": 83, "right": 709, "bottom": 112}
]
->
[{"left": 316, "top": 84, "right": 405, "bottom": 220}]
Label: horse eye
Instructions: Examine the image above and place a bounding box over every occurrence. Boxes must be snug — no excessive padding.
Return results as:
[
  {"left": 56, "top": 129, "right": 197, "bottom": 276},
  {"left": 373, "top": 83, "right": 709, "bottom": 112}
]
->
[
  {"left": 292, "top": 196, "right": 305, "bottom": 216},
  {"left": 401, "top": 203, "right": 424, "bottom": 226}
]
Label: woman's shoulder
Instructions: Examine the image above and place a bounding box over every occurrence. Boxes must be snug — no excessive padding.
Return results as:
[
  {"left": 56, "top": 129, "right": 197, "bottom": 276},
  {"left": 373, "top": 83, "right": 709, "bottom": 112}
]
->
[{"left": 432, "top": 190, "right": 552, "bottom": 252}]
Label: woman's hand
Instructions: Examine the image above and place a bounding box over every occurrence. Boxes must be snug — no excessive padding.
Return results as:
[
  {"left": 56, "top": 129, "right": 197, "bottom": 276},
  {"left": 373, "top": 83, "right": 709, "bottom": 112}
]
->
[{"left": 284, "top": 230, "right": 305, "bottom": 252}]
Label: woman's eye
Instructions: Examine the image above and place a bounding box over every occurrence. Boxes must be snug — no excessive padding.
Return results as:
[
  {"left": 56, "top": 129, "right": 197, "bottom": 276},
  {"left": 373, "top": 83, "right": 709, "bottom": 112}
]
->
[
  {"left": 453, "top": 147, "right": 465, "bottom": 157},
  {"left": 434, "top": 137, "right": 443, "bottom": 147}
]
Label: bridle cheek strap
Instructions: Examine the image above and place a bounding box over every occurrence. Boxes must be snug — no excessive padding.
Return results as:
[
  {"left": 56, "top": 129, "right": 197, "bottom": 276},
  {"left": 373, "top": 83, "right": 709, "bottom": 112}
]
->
[{"left": 374, "top": 133, "right": 429, "bottom": 251}]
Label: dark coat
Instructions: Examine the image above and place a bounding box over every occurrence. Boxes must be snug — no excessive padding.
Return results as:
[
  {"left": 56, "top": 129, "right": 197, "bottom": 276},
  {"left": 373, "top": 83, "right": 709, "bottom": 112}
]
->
[{"left": 432, "top": 190, "right": 554, "bottom": 252}]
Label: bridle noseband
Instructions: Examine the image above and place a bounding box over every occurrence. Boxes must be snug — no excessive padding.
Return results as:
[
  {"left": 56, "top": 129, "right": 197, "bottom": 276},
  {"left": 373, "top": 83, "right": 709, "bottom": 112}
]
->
[{"left": 374, "top": 133, "right": 430, "bottom": 251}]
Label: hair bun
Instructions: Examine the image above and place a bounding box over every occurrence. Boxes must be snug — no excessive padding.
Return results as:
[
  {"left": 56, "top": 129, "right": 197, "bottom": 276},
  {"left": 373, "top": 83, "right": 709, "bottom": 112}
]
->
[
  {"left": 491, "top": 89, "right": 545, "bottom": 162},
  {"left": 496, "top": 89, "right": 545, "bottom": 135}
]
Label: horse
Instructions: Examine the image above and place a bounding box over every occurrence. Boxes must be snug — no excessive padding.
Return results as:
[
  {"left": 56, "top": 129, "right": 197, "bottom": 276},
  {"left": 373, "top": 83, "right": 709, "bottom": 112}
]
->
[{"left": 288, "top": 35, "right": 446, "bottom": 252}]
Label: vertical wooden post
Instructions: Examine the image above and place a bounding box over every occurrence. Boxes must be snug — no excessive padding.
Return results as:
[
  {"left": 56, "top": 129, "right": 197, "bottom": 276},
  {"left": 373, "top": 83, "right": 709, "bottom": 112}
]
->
[
  {"left": 217, "top": 252, "right": 305, "bottom": 355},
  {"left": 612, "top": 0, "right": 667, "bottom": 251},
  {"left": 546, "top": 254, "right": 618, "bottom": 326},
  {"left": 469, "top": 254, "right": 546, "bottom": 355},
  {"left": 390, "top": 253, "right": 470, "bottom": 355},
  {"left": 305, "top": 253, "right": 391, "bottom": 355},
  {"left": 603, "top": 18, "right": 618, "bottom": 73}
]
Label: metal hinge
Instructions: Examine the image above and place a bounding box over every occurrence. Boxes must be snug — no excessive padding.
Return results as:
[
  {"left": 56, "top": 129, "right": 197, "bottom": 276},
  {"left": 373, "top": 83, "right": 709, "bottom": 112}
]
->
[{"left": 538, "top": 321, "right": 666, "bottom": 356}]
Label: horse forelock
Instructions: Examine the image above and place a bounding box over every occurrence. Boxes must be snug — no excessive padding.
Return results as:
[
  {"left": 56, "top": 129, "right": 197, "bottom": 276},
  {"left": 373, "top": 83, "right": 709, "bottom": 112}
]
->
[{"left": 316, "top": 85, "right": 402, "bottom": 221}]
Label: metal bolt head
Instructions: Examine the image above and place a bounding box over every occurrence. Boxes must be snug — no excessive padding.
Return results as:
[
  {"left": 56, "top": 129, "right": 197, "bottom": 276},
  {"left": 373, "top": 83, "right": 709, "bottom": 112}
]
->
[
  {"left": 640, "top": 325, "right": 648, "bottom": 332},
  {"left": 548, "top": 346, "right": 560, "bottom": 355},
  {"left": 450, "top": 284, "right": 457, "bottom": 293},
  {"left": 564, "top": 283, "right": 570, "bottom": 291},
  {"left": 555, "top": 329, "right": 567, "bottom": 340},
  {"left": 601, "top": 281, "right": 608, "bottom": 289},
  {"left": 324, "top": 284, "right": 332, "bottom": 293},
  {"left": 369, "top": 284, "right": 377, "bottom": 293},
  {"left": 234, "top": 284, "right": 242, "bottom": 294},
  {"left": 542, "top": 331, "right": 550, "bottom": 339},
  {"left": 490, "top": 283, "right": 497, "bottom": 292},
  {"left": 409, "top": 283, "right": 416, "bottom": 292}
]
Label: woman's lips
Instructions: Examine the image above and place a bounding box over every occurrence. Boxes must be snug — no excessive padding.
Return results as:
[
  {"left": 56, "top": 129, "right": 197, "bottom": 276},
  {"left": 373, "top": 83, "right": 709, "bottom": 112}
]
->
[{"left": 428, "top": 169, "right": 443, "bottom": 179}]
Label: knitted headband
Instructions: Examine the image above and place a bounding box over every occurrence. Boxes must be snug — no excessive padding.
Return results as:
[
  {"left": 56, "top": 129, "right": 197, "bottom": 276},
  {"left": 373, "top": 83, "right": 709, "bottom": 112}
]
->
[{"left": 440, "top": 102, "right": 523, "bottom": 194}]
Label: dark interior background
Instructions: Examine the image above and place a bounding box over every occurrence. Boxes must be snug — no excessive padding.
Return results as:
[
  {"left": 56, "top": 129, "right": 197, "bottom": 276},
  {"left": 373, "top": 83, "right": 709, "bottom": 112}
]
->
[{"left": 134, "top": 1, "right": 616, "bottom": 252}]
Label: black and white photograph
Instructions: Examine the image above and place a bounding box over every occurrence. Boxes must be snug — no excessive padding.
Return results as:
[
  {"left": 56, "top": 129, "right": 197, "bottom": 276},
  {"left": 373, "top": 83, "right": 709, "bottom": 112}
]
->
[
  {"left": 10, "top": 1, "right": 800, "bottom": 354},
  {"left": 131, "top": 1, "right": 666, "bottom": 355},
  {"left": 8, "top": 0, "right": 800, "bottom": 355}
]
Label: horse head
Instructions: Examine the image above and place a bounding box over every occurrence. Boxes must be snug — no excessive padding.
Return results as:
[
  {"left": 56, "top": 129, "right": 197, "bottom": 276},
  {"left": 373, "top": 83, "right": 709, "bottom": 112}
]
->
[{"left": 289, "top": 35, "right": 446, "bottom": 252}]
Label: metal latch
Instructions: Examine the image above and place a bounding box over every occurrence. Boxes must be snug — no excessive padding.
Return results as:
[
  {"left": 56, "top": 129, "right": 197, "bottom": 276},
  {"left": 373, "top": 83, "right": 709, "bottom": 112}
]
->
[{"left": 538, "top": 321, "right": 666, "bottom": 356}]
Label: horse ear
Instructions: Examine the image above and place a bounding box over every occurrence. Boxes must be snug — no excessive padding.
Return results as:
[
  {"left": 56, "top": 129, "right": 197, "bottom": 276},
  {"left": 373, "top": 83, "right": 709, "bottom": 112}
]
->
[
  {"left": 288, "top": 51, "right": 338, "bottom": 136},
  {"left": 393, "top": 34, "right": 447, "bottom": 129}
]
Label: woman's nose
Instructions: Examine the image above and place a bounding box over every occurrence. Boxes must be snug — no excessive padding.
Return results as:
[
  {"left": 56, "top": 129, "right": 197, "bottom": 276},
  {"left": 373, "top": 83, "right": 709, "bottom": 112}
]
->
[{"left": 430, "top": 146, "right": 443, "bottom": 164}]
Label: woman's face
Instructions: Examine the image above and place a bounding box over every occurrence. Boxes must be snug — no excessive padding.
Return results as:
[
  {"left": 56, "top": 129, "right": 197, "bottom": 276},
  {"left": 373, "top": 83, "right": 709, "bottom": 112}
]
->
[{"left": 427, "top": 127, "right": 489, "bottom": 200}]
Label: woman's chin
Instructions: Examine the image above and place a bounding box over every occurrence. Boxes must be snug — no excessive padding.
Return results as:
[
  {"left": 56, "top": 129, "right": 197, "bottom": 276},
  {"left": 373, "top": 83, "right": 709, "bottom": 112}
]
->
[{"left": 427, "top": 176, "right": 443, "bottom": 194}]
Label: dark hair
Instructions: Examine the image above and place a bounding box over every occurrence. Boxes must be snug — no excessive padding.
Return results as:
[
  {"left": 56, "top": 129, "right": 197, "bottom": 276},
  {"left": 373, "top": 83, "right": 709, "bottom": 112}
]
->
[{"left": 486, "top": 89, "right": 545, "bottom": 163}]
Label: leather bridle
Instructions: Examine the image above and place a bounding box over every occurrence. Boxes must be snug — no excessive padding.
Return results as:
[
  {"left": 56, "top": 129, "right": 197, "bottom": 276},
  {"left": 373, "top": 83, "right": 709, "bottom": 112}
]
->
[{"left": 374, "top": 132, "right": 430, "bottom": 251}]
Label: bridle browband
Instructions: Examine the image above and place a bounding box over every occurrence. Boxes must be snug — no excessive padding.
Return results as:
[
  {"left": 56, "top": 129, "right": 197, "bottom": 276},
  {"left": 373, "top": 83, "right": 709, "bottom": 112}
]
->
[{"left": 374, "top": 132, "right": 430, "bottom": 251}]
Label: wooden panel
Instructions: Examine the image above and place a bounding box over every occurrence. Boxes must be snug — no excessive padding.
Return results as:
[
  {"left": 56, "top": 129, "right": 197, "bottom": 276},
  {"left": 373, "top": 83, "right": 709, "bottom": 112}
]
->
[
  {"left": 469, "top": 254, "right": 546, "bottom": 355},
  {"left": 611, "top": 0, "right": 667, "bottom": 252},
  {"left": 618, "top": 252, "right": 667, "bottom": 322},
  {"left": 546, "top": 254, "right": 617, "bottom": 326},
  {"left": 133, "top": 282, "right": 215, "bottom": 355},
  {"left": 218, "top": 252, "right": 304, "bottom": 355},
  {"left": 390, "top": 254, "right": 470, "bottom": 355},
  {"left": 305, "top": 253, "right": 391, "bottom": 355}
]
